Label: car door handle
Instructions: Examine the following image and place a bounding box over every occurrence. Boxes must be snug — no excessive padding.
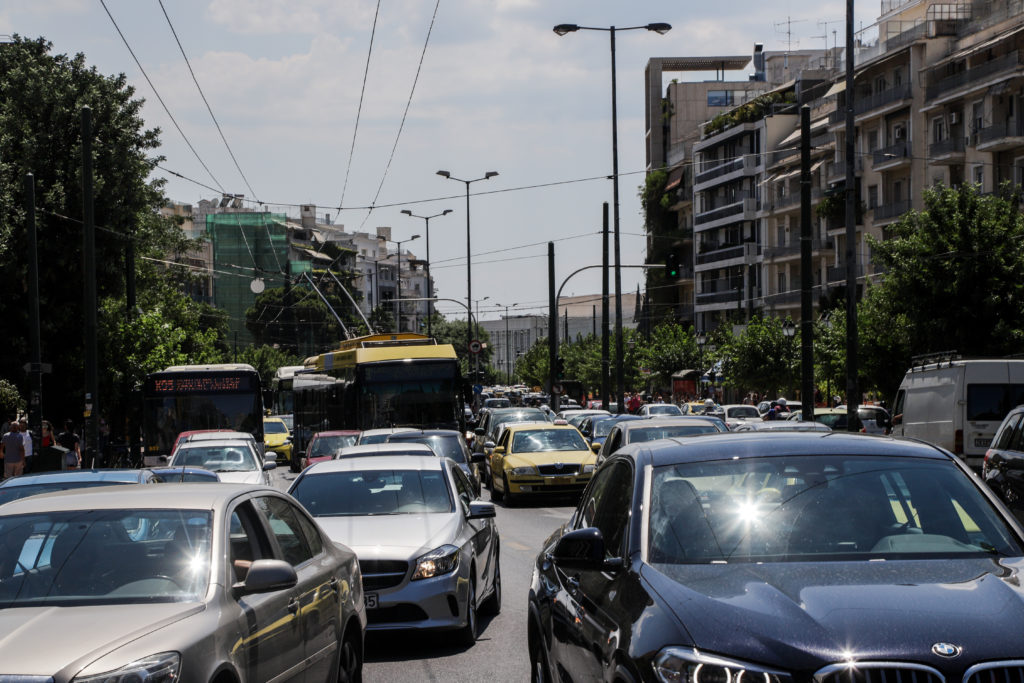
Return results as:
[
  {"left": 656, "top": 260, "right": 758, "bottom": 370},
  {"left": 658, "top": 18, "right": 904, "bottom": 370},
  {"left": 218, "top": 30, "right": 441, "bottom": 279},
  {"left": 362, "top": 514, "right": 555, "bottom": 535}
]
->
[
  {"left": 287, "top": 598, "right": 300, "bottom": 614},
  {"left": 565, "top": 575, "right": 580, "bottom": 595},
  {"left": 328, "top": 577, "right": 339, "bottom": 592}
]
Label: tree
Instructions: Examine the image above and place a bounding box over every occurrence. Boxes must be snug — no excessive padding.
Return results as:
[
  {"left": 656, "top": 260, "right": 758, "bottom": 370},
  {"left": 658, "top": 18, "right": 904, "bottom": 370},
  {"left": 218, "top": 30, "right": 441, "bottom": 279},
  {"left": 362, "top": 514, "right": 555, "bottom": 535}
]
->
[
  {"left": 0, "top": 36, "right": 183, "bottom": 421},
  {"left": 865, "top": 183, "right": 1024, "bottom": 395},
  {"left": 640, "top": 321, "right": 699, "bottom": 391},
  {"left": 517, "top": 338, "right": 550, "bottom": 388},
  {"left": 234, "top": 345, "right": 305, "bottom": 390},
  {"left": 0, "top": 380, "right": 25, "bottom": 420},
  {"left": 721, "top": 316, "right": 799, "bottom": 398},
  {"left": 430, "top": 317, "right": 492, "bottom": 376}
]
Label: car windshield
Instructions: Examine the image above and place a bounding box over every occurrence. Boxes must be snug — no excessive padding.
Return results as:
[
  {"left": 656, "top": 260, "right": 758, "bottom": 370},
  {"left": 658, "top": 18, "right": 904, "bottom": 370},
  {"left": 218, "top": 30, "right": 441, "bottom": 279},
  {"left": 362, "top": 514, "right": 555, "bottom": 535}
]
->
[
  {"left": 485, "top": 399, "right": 511, "bottom": 408},
  {"left": 492, "top": 411, "right": 545, "bottom": 433},
  {"left": 647, "top": 455, "right": 1022, "bottom": 564},
  {"left": 647, "top": 405, "right": 682, "bottom": 415},
  {"left": 512, "top": 429, "right": 588, "bottom": 453},
  {"left": 291, "top": 469, "right": 453, "bottom": 516},
  {"left": 173, "top": 445, "right": 258, "bottom": 472},
  {"left": 264, "top": 421, "right": 289, "bottom": 435},
  {"left": 389, "top": 435, "right": 467, "bottom": 463},
  {"left": 728, "top": 406, "right": 760, "bottom": 419},
  {"left": 628, "top": 425, "right": 720, "bottom": 442},
  {"left": 0, "top": 509, "right": 212, "bottom": 607},
  {"left": 310, "top": 435, "right": 359, "bottom": 457},
  {"left": 593, "top": 419, "right": 620, "bottom": 438},
  {"left": 814, "top": 413, "right": 850, "bottom": 430}
]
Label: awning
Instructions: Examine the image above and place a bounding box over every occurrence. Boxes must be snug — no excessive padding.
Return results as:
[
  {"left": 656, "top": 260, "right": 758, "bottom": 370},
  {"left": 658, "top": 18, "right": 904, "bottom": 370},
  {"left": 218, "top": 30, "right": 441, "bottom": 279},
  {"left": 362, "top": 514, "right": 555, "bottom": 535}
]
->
[
  {"left": 775, "top": 168, "right": 801, "bottom": 182},
  {"left": 810, "top": 158, "right": 826, "bottom": 173},
  {"left": 824, "top": 80, "right": 846, "bottom": 97},
  {"left": 665, "top": 165, "right": 686, "bottom": 191},
  {"left": 777, "top": 117, "right": 831, "bottom": 147},
  {"left": 928, "top": 25, "right": 1024, "bottom": 70}
]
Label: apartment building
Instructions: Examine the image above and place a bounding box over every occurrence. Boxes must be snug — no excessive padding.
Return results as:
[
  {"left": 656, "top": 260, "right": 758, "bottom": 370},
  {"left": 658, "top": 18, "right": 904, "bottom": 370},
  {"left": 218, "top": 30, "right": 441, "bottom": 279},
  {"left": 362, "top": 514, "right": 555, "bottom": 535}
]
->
[{"left": 645, "top": 0, "right": 1024, "bottom": 331}]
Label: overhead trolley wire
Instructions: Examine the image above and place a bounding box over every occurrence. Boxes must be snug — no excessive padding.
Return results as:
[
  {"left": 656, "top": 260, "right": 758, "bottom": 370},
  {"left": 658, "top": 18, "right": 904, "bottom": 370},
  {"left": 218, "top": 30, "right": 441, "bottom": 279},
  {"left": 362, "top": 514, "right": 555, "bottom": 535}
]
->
[
  {"left": 336, "top": 0, "right": 383, "bottom": 213},
  {"left": 157, "top": 0, "right": 259, "bottom": 203},
  {"left": 98, "top": 0, "right": 225, "bottom": 193}
]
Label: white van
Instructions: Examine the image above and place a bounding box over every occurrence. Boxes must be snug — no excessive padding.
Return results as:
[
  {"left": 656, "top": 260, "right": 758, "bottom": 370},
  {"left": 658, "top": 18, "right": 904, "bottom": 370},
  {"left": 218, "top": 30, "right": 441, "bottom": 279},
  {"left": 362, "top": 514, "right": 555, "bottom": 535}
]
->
[{"left": 891, "top": 358, "right": 1024, "bottom": 469}]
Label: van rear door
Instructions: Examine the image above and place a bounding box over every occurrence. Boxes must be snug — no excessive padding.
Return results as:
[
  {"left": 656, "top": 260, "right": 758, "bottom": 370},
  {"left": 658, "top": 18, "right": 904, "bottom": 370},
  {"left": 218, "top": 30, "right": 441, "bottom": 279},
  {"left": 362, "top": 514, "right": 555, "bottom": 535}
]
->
[{"left": 963, "top": 362, "right": 1016, "bottom": 467}]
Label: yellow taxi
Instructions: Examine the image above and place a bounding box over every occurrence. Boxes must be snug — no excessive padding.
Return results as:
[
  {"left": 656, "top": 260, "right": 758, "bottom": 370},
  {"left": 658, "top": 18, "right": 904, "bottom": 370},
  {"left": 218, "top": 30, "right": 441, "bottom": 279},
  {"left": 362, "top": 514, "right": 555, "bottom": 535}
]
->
[
  {"left": 262, "top": 417, "right": 294, "bottom": 468},
  {"left": 488, "top": 423, "right": 596, "bottom": 504}
]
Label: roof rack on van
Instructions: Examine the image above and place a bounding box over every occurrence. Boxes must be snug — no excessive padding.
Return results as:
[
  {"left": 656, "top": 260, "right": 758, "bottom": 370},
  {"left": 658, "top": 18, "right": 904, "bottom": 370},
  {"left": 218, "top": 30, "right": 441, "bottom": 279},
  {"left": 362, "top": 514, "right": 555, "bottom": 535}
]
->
[{"left": 910, "top": 350, "right": 960, "bottom": 370}]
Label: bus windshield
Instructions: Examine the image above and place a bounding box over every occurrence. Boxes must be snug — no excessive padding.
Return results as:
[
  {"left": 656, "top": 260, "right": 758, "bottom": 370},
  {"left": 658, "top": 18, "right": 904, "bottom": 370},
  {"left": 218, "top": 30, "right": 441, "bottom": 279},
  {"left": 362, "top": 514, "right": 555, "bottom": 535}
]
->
[{"left": 358, "top": 361, "right": 459, "bottom": 429}]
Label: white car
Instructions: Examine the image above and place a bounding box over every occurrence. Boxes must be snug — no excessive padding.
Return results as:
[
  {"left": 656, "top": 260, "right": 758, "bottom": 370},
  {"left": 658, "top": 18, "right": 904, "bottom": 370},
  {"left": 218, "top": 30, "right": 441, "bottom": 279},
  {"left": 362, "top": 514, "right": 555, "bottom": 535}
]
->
[
  {"left": 169, "top": 439, "right": 275, "bottom": 485},
  {"left": 356, "top": 427, "right": 419, "bottom": 445},
  {"left": 335, "top": 442, "right": 437, "bottom": 459},
  {"left": 637, "top": 403, "right": 683, "bottom": 417},
  {"left": 721, "top": 404, "right": 763, "bottom": 430}
]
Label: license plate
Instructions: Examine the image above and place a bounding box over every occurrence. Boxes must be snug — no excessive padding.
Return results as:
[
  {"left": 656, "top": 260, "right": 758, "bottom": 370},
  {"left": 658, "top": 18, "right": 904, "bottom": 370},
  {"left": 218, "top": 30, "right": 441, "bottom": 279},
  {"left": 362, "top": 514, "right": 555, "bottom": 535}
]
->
[
  {"left": 975, "top": 438, "right": 991, "bottom": 448},
  {"left": 364, "top": 593, "right": 378, "bottom": 609},
  {"left": 553, "top": 477, "right": 572, "bottom": 485}
]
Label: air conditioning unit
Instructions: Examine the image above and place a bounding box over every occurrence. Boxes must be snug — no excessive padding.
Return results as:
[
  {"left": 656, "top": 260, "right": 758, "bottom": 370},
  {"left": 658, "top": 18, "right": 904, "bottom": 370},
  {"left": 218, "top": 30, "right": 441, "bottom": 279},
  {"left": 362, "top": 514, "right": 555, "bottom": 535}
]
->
[{"left": 949, "top": 112, "right": 959, "bottom": 125}]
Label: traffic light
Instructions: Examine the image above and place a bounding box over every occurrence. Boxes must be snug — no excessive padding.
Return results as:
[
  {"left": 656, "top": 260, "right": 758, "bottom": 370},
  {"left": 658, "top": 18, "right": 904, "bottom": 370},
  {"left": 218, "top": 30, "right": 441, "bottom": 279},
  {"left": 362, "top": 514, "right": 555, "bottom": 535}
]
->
[
  {"left": 556, "top": 356, "right": 565, "bottom": 379},
  {"left": 665, "top": 252, "right": 680, "bottom": 279}
]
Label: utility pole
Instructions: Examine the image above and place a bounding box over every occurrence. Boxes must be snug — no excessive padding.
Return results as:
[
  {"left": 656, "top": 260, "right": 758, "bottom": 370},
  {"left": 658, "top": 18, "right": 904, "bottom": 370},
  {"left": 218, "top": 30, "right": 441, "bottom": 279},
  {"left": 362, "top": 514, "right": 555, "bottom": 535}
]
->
[
  {"left": 601, "top": 202, "right": 610, "bottom": 409},
  {"left": 82, "top": 107, "right": 100, "bottom": 466},
  {"left": 25, "top": 174, "right": 43, "bottom": 451},
  {"left": 844, "top": 0, "right": 860, "bottom": 429},
  {"left": 548, "top": 242, "right": 559, "bottom": 412},
  {"left": 800, "top": 105, "right": 815, "bottom": 421}
]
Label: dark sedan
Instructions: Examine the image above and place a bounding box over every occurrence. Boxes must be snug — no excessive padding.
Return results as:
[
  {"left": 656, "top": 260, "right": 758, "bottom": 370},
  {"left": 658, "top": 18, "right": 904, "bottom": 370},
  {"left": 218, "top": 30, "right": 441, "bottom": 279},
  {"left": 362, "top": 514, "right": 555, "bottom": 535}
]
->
[
  {"left": 528, "top": 431, "right": 1024, "bottom": 682},
  {"left": 0, "top": 469, "right": 163, "bottom": 505}
]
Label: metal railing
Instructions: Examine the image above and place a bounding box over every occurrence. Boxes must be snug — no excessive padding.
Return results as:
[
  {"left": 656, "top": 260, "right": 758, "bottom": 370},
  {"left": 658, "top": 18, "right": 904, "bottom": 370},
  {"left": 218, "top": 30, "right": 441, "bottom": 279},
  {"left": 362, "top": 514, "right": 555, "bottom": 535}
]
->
[
  {"left": 929, "top": 137, "right": 965, "bottom": 157},
  {"left": 694, "top": 195, "right": 758, "bottom": 226},
  {"left": 873, "top": 199, "right": 912, "bottom": 221},
  {"left": 695, "top": 157, "right": 744, "bottom": 185},
  {"left": 696, "top": 289, "right": 743, "bottom": 305},
  {"left": 926, "top": 51, "right": 1021, "bottom": 100},
  {"left": 872, "top": 142, "right": 910, "bottom": 165},
  {"left": 695, "top": 244, "right": 746, "bottom": 265},
  {"left": 856, "top": 84, "right": 913, "bottom": 115},
  {"left": 827, "top": 264, "right": 866, "bottom": 281},
  {"left": 978, "top": 118, "right": 1024, "bottom": 145}
]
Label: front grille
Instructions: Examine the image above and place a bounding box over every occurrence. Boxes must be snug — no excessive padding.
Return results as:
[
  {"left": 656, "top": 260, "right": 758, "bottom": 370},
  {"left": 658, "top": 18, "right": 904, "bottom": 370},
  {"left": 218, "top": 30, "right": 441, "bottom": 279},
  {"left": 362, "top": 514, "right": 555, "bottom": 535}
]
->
[
  {"left": 965, "top": 663, "right": 1024, "bottom": 683},
  {"left": 816, "top": 663, "right": 944, "bottom": 683},
  {"left": 538, "top": 464, "right": 581, "bottom": 475},
  {"left": 366, "top": 603, "right": 429, "bottom": 624},
  {"left": 359, "top": 560, "right": 408, "bottom": 591}
]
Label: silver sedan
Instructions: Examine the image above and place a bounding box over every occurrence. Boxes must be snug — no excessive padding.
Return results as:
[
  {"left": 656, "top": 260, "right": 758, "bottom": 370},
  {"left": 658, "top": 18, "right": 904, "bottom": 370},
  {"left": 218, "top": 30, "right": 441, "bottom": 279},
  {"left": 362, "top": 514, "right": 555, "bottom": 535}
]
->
[
  {"left": 0, "top": 483, "right": 365, "bottom": 682},
  {"left": 289, "top": 454, "right": 501, "bottom": 645}
]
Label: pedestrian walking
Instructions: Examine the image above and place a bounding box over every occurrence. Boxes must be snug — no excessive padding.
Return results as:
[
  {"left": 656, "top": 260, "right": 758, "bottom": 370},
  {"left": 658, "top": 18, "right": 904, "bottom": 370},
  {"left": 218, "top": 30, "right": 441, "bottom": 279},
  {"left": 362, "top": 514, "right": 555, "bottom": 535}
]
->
[
  {"left": 57, "top": 420, "right": 82, "bottom": 470},
  {"left": 19, "top": 418, "right": 33, "bottom": 474},
  {"left": 1, "top": 422, "right": 26, "bottom": 479},
  {"left": 41, "top": 420, "right": 56, "bottom": 448}
]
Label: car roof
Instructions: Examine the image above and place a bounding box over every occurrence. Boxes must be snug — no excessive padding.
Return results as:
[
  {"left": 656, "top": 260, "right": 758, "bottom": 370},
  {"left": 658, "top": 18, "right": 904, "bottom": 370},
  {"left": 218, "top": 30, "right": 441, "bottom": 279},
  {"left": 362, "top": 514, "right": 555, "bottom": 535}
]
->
[
  {"left": 304, "top": 454, "right": 445, "bottom": 474},
  {"left": 387, "top": 429, "right": 462, "bottom": 438},
  {"left": 739, "top": 421, "right": 831, "bottom": 432},
  {"left": 0, "top": 483, "right": 278, "bottom": 515},
  {"left": 313, "top": 430, "right": 362, "bottom": 437},
  {"left": 0, "top": 469, "right": 152, "bottom": 487},
  {"left": 359, "top": 427, "right": 418, "bottom": 437},
  {"left": 722, "top": 404, "right": 759, "bottom": 410},
  {"left": 613, "top": 431, "right": 952, "bottom": 468},
  {"left": 188, "top": 431, "right": 255, "bottom": 441},
  {"left": 621, "top": 416, "right": 723, "bottom": 429},
  {"left": 149, "top": 467, "right": 220, "bottom": 480},
  {"left": 504, "top": 423, "right": 580, "bottom": 434},
  {"left": 264, "top": 417, "right": 287, "bottom": 423},
  {"left": 337, "top": 443, "right": 436, "bottom": 457},
  {"left": 177, "top": 439, "right": 255, "bottom": 449}
]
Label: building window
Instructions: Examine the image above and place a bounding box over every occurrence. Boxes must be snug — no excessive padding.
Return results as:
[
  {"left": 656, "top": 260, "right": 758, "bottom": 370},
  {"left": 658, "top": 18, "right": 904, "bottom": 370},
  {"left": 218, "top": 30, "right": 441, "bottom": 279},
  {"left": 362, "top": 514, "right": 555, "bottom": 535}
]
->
[
  {"left": 972, "top": 164, "right": 984, "bottom": 187},
  {"left": 868, "top": 185, "right": 879, "bottom": 208},
  {"left": 707, "top": 90, "right": 734, "bottom": 107},
  {"left": 932, "top": 117, "right": 946, "bottom": 142}
]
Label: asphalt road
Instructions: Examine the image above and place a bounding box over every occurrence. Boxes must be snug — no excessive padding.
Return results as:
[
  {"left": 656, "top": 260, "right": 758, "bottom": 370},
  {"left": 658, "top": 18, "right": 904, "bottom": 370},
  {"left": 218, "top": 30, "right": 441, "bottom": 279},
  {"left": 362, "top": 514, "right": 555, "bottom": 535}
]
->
[{"left": 270, "top": 466, "right": 576, "bottom": 683}]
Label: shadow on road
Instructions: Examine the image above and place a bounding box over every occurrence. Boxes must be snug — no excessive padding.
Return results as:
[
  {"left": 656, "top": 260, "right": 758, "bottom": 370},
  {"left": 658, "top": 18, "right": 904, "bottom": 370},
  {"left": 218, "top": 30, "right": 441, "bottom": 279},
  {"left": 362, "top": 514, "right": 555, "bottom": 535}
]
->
[{"left": 363, "top": 614, "right": 501, "bottom": 662}]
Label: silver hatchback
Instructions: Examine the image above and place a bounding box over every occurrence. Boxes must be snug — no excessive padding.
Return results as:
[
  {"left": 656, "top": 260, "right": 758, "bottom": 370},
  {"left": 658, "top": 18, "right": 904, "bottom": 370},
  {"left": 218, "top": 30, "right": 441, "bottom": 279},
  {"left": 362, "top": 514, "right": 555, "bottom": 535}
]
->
[{"left": 0, "top": 484, "right": 365, "bottom": 682}]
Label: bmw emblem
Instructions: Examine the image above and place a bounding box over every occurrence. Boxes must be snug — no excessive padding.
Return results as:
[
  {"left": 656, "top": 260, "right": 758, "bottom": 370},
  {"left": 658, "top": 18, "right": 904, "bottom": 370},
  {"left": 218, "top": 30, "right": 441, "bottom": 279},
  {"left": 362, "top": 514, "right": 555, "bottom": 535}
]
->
[{"left": 932, "top": 643, "right": 962, "bottom": 658}]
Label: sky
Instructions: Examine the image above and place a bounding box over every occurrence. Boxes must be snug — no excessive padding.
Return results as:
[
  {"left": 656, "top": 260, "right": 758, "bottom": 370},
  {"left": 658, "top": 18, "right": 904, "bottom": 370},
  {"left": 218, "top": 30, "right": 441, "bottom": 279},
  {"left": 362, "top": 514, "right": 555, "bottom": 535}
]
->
[{"left": 3, "top": 0, "right": 875, "bottom": 323}]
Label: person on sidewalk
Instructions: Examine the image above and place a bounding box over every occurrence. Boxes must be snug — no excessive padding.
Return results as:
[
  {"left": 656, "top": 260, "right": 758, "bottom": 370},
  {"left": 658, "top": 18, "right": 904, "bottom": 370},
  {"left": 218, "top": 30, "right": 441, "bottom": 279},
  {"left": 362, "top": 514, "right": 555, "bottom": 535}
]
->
[
  {"left": 1, "top": 422, "right": 26, "bottom": 479},
  {"left": 19, "top": 419, "right": 33, "bottom": 474}
]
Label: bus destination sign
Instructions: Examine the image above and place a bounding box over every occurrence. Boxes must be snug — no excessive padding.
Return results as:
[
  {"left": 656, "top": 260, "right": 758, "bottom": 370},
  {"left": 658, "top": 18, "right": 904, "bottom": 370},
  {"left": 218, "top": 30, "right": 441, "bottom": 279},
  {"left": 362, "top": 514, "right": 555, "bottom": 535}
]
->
[{"left": 149, "top": 374, "right": 254, "bottom": 393}]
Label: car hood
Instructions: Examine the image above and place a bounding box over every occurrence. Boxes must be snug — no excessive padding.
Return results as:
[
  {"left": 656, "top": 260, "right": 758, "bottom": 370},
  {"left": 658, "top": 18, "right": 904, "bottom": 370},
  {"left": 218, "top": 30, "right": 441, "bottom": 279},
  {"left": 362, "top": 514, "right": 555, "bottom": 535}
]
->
[
  {"left": 315, "top": 513, "right": 460, "bottom": 559},
  {"left": 0, "top": 602, "right": 202, "bottom": 676},
  {"left": 214, "top": 469, "right": 264, "bottom": 485},
  {"left": 505, "top": 450, "right": 594, "bottom": 469},
  {"left": 265, "top": 435, "right": 290, "bottom": 447},
  {"left": 643, "top": 558, "right": 1024, "bottom": 668}
]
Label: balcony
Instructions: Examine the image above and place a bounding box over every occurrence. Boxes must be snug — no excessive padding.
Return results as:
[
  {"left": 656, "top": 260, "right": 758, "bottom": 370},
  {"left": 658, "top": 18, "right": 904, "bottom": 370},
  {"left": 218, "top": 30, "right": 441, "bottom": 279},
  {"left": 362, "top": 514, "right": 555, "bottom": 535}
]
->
[
  {"left": 872, "top": 199, "right": 912, "bottom": 222},
  {"left": 762, "top": 289, "right": 802, "bottom": 305},
  {"left": 696, "top": 288, "right": 743, "bottom": 305},
  {"left": 926, "top": 51, "right": 1021, "bottom": 101},
  {"left": 694, "top": 196, "right": 759, "bottom": 228},
  {"left": 855, "top": 84, "right": 913, "bottom": 118},
  {"left": 694, "top": 155, "right": 760, "bottom": 190},
  {"left": 772, "top": 187, "right": 824, "bottom": 210},
  {"left": 977, "top": 118, "right": 1024, "bottom": 152},
  {"left": 872, "top": 142, "right": 911, "bottom": 169},
  {"left": 764, "top": 238, "right": 832, "bottom": 259},
  {"left": 695, "top": 157, "right": 743, "bottom": 185},
  {"left": 929, "top": 136, "right": 965, "bottom": 163},
  {"left": 827, "top": 264, "right": 866, "bottom": 282},
  {"left": 695, "top": 244, "right": 746, "bottom": 266}
]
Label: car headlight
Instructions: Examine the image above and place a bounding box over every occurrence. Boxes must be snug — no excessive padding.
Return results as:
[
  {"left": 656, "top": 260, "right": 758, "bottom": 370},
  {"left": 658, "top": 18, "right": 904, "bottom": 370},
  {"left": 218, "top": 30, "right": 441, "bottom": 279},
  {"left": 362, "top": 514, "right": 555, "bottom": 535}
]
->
[
  {"left": 653, "top": 647, "right": 791, "bottom": 683},
  {"left": 510, "top": 465, "right": 538, "bottom": 476},
  {"left": 583, "top": 464, "right": 595, "bottom": 473},
  {"left": 74, "top": 652, "right": 181, "bottom": 683},
  {"left": 411, "top": 544, "right": 460, "bottom": 580}
]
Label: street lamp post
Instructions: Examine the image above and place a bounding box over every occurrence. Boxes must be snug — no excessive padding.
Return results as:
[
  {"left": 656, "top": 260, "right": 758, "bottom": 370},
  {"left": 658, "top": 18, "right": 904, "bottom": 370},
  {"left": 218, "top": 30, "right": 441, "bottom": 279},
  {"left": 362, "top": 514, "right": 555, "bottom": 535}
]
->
[
  {"left": 498, "top": 302, "right": 518, "bottom": 383},
  {"left": 385, "top": 234, "right": 420, "bottom": 332},
  {"left": 475, "top": 296, "right": 490, "bottom": 381},
  {"left": 553, "top": 21, "right": 671, "bottom": 413},
  {"left": 782, "top": 318, "right": 797, "bottom": 399},
  {"left": 436, "top": 170, "right": 498, "bottom": 360},
  {"left": 696, "top": 330, "right": 707, "bottom": 398},
  {"left": 400, "top": 208, "right": 452, "bottom": 339}
]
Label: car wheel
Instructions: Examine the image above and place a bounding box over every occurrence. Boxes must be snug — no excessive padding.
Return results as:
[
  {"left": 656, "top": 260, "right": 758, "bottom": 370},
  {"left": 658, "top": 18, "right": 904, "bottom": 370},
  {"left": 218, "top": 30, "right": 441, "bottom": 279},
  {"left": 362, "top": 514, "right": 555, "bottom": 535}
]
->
[
  {"left": 490, "top": 471, "right": 504, "bottom": 502},
  {"left": 336, "top": 632, "right": 362, "bottom": 683},
  {"left": 529, "top": 618, "right": 551, "bottom": 683},
  {"left": 456, "top": 579, "right": 478, "bottom": 646},
  {"left": 290, "top": 455, "right": 301, "bottom": 473},
  {"left": 502, "top": 472, "right": 516, "bottom": 507},
  {"left": 480, "top": 552, "right": 501, "bottom": 616}
]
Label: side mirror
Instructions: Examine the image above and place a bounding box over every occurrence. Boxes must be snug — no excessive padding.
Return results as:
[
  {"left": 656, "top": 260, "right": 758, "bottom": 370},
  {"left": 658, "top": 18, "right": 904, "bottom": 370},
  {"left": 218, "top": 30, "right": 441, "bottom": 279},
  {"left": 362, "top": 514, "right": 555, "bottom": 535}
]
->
[
  {"left": 551, "top": 527, "right": 621, "bottom": 572},
  {"left": 484, "top": 441, "right": 495, "bottom": 450},
  {"left": 591, "top": 442, "right": 601, "bottom": 454},
  {"left": 493, "top": 446, "right": 506, "bottom": 455},
  {"left": 470, "top": 452, "right": 486, "bottom": 463},
  {"left": 234, "top": 559, "right": 297, "bottom": 594},
  {"left": 475, "top": 427, "right": 485, "bottom": 436},
  {"left": 892, "top": 414, "right": 903, "bottom": 427},
  {"left": 263, "top": 461, "right": 277, "bottom": 471},
  {"left": 467, "top": 501, "right": 496, "bottom": 520}
]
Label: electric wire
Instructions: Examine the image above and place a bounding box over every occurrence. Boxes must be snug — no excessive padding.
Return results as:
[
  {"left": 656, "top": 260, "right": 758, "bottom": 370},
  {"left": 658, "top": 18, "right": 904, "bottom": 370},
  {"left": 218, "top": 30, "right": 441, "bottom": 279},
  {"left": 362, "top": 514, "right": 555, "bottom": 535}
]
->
[
  {"left": 336, "top": 0, "right": 383, "bottom": 212},
  {"left": 157, "top": 0, "right": 259, "bottom": 202},
  {"left": 98, "top": 0, "right": 225, "bottom": 193}
]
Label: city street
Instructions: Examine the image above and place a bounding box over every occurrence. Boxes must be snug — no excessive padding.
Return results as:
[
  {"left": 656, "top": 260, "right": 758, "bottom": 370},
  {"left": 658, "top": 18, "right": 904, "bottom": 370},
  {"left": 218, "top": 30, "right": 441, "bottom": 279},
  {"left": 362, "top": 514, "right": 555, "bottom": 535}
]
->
[{"left": 270, "top": 467, "right": 576, "bottom": 682}]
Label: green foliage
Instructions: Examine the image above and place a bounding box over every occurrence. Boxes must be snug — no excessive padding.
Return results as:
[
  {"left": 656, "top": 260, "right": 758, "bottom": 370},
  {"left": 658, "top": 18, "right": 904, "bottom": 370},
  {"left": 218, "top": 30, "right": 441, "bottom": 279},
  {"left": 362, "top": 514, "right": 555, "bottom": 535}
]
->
[
  {"left": 233, "top": 345, "right": 305, "bottom": 389},
  {"left": 865, "top": 183, "right": 1024, "bottom": 386},
  {"left": 430, "top": 317, "right": 492, "bottom": 375},
  {"left": 0, "top": 36, "right": 177, "bottom": 420},
  {"left": 703, "top": 91, "right": 796, "bottom": 137},
  {"left": 0, "top": 379, "right": 25, "bottom": 419},
  {"left": 720, "top": 316, "right": 799, "bottom": 397},
  {"left": 516, "top": 338, "right": 549, "bottom": 387},
  {"left": 639, "top": 321, "right": 699, "bottom": 389}
]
